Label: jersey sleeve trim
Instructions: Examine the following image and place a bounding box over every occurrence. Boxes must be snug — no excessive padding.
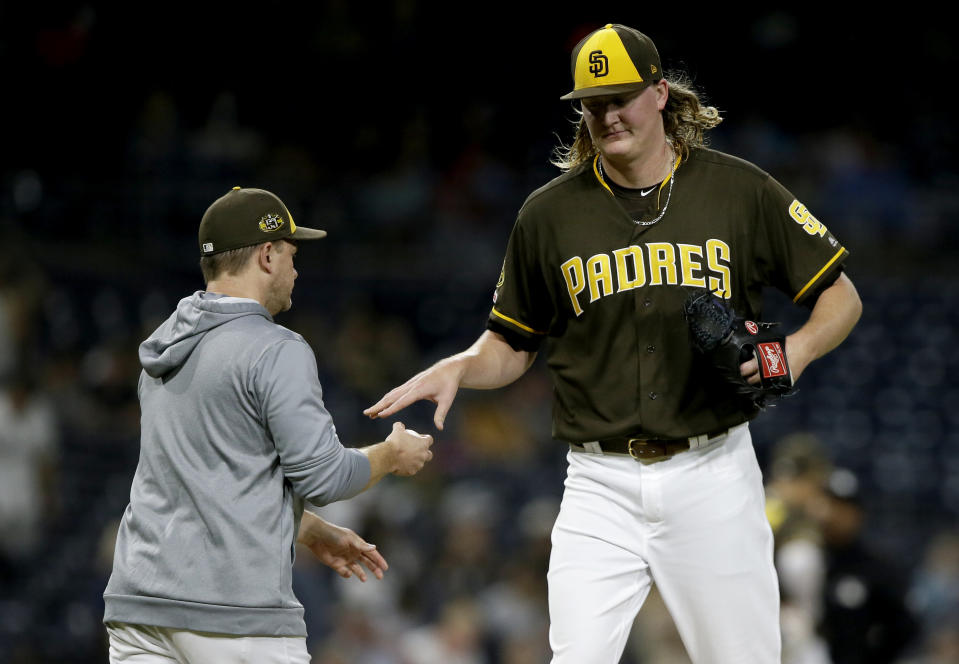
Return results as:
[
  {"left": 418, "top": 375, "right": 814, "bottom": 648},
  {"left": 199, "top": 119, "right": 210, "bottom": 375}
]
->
[
  {"left": 490, "top": 307, "right": 546, "bottom": 335},
  {"left": 792, "top": 246, "right": 847, "bottom": 303}
]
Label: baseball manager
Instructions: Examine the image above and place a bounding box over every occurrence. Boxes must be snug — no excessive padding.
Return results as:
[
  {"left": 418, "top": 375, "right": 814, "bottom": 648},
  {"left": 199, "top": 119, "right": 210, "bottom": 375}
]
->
[{"left": 103, "top": 187, "right": 434, "bottom": 663}]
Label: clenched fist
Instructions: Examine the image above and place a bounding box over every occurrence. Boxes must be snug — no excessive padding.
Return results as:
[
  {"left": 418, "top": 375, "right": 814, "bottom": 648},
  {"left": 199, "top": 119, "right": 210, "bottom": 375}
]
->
[{"left": 386, "top": 421, "right": 434, "bottom": 476}]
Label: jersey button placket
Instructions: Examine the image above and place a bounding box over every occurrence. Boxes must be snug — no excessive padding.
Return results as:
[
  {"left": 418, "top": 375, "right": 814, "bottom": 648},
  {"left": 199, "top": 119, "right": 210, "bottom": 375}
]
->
[{"left": 636, "top": 294, "right": 662, "bottom": 417}]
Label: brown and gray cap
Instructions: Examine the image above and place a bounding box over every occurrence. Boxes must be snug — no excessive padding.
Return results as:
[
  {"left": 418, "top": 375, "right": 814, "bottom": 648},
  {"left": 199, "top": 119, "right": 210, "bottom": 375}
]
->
[
  {"left": 198, "top": 187, "right": 327, "bottom": 256},
  {"left": 561, "top": 24, "right": 663, "bottom": 100}
]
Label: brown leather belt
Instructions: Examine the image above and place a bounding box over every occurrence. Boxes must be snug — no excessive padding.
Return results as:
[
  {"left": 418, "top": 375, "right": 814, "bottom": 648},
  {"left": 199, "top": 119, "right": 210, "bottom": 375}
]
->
[{"left": 569, "top": 426, "right": 733, "bottom": 461}]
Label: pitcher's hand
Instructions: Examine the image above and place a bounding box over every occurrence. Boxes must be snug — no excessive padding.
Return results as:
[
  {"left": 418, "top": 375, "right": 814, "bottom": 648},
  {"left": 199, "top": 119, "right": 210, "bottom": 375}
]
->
[{"left": 364, "top": 359, "right": 465, "bottom": 430}]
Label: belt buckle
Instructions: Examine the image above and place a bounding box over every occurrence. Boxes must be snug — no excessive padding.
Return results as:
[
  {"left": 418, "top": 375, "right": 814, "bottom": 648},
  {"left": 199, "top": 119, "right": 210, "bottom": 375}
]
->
[{"left": 628, "top": 438, "right": 665, "bottom": 460}]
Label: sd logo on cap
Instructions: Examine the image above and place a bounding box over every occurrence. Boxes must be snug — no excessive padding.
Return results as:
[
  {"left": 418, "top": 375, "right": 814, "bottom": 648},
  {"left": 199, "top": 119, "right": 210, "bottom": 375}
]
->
[{"left": 561, "top": 24, "right": 663, "bottom": 100}]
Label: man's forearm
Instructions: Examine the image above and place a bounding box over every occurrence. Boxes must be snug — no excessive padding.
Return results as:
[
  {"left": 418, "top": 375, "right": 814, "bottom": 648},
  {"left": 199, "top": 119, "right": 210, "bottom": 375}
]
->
[
  {"left": 297, "top": 509, "right": 328, "bottom": 545},
  {"left": 456, "top": 330, "right": 536, "bottom": 390},
  {"left": 358, "top": 440, "right": 397, "bottom": 491},
  {"left": 788, "top": 272, "right": 862, "bottom": 379}
]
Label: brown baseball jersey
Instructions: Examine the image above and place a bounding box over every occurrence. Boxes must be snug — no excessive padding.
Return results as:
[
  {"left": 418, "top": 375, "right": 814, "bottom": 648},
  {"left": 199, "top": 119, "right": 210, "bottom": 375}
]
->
[{"left": 487, "top": 146, "right": 848, "bottom": 443}]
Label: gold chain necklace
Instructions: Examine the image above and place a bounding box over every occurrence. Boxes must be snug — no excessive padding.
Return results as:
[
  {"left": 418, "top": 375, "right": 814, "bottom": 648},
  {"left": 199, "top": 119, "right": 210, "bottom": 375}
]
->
[{"left": 599, "top": 152, "right": 678, "bottom": 227}]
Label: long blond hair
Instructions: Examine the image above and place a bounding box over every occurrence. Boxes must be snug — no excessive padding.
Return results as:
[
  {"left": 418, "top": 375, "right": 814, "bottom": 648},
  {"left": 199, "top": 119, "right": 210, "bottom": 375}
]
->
[{"left": 550, "top": 72, "right": 722, "bottom": 171}]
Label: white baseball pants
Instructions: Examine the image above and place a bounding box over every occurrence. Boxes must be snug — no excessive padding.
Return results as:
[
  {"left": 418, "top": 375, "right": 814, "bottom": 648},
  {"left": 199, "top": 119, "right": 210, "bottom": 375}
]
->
[
  {"left": 105, "top": 622, "right": 311, "bottom": 664},
  {"left": 547, "top": 424, "right": 781, "bottom": 663}
]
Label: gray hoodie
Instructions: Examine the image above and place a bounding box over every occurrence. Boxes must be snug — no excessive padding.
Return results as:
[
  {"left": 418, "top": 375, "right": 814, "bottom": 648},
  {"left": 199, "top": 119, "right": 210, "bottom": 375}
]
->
[{"left": 103, "top": 291, "right": 370, "bottom": 637}]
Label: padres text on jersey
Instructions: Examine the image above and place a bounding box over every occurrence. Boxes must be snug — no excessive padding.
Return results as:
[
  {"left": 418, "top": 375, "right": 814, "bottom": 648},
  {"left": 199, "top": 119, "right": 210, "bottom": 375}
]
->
[{"left": 560, "top": 239, "right": 732, "bottom": 316}]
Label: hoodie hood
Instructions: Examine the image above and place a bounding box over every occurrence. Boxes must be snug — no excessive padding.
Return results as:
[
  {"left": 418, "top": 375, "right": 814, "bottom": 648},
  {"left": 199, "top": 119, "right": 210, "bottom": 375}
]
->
[{"left": 139, "top": 291, "right": 272, "bottom": 378}]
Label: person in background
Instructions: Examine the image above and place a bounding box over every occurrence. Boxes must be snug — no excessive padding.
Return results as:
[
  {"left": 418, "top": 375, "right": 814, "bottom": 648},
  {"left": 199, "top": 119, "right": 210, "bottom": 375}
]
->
[
  {"left": 765, "top": 433, "right": 834, "bottom": 663},
  {"left": 0, "top": 367, "right": 60, "bottom": 582},
  {"left": 811, "top": 467, "right": 920, "bottom": 664}
]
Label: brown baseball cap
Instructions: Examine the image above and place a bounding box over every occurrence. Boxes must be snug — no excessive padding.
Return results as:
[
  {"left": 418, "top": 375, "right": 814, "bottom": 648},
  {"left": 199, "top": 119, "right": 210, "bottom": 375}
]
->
[
  {"left": 560, "top": 24, "right": 663, "bottom": 100},
  {"left": 198, "top": 187, "right": 327, "bottom": 256}
]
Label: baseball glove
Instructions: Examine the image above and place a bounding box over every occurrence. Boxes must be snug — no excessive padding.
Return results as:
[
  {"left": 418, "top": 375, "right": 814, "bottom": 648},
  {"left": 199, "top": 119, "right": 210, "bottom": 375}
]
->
[{"left": 683, "top": 290, "right": 793, "bottom": 408}]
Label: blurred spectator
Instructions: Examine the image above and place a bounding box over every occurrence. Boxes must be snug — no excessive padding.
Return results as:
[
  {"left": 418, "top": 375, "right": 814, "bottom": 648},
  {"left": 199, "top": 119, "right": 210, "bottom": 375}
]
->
[
  {"left": 457, "top": 394, "right": 539, "bottom": 467},
  {"left": 349, "top": 112, "right": 436, "bottom": 244},
  {"left": 397, "top": 596, "right": 486, "bottom": 664},
  {"left": 123, "top": 90, "right": 198, "bottom": 257},
  {"left": 901, "top": 623, "right": 959, "bottom": 664},
  {"left": 189, "top": 91, "right": 266, "bottom": 175},
  {"left": 78, "top": 337, "right": 141, "bottom": 437},
  {"left": 764, "top": 432, "right": 834, "bottom": 663},
  {"left": 0, "top": 267, "right": 18, "bottom": 380},
  {"left": 0, "top": 251, "right": 46, "bottom": 381},
  {"left": 905, "top": 530, "right": 959, "bottom": 661},
  {"left": 813, "top": 129, "right": 916, "bottom": 252},
  {"left": 430, "top": 106, "right": 524, "bottom": 281},
  {"left": 126, "top": 90, "right": 184, "bottom": 176},
  {"left": 477, "top": 558, "right": 549, "bottom": 661},
  {"left": 810, "top": 468, "right": 920, "bottom": 664},
  {"left": 312, "top": 604, "right": 404, "bottom": 664},
  {"left": 0, "top": 367, "right": 61, "bottom": 574},
  {"left": 41, "top": 349, "right": 111, "bottom": 438},
  {"left": 625, "top": 586, "right": 691, "bottom": 664},
  {"left": 331, "top": 304, "right": 421, "bottom": 402},
  {"left": 425, "top": 482, "right": 500, "bottom": 612}
]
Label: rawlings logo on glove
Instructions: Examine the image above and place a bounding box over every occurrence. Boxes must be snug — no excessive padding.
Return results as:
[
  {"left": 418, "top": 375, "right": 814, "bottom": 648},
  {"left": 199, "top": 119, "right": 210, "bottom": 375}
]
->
[
  {"left": 758, "top": 342, "right": 788, "bottom": 378},
  {"left": 683, "top": 290, "right": 794, "bottom": 409}
]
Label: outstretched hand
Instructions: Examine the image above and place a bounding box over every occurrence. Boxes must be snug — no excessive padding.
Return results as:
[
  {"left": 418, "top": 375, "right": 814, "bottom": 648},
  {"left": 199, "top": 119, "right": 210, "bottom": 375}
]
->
[
  {"left": 299, "top": 515, "right": 388, "bottom": 582},
  {"left": 363, "top": 358, "right": 465, "bottom": 430}
]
